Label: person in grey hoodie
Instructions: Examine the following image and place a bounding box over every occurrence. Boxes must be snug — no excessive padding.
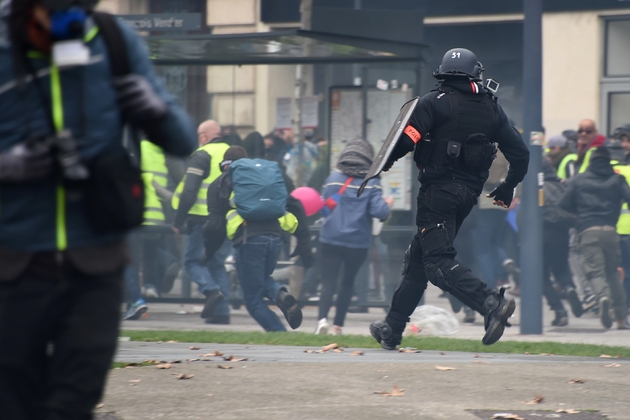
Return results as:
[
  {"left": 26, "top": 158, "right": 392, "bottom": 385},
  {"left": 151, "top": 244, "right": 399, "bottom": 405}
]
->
[{"left": 315, "top": 139, "right": 393, "bottom": 335}]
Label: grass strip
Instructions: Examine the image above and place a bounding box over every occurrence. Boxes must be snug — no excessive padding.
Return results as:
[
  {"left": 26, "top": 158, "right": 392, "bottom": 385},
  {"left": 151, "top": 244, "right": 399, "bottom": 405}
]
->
[{"left": 121, "top": 330, "right": 630, "bottom": 359}]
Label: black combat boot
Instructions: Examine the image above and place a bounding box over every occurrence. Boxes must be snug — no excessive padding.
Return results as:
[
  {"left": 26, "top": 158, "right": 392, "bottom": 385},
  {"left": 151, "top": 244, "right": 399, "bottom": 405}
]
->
[
  {"left": 276, "top": 289, "right": 303, "bottom": 330},
  {"left": 370, "top": 312, "right": 407, "bottom": 350},
  {"left": 370, "top": 320, "right": 402, "bottom": 350},
  {"left": 482, "top": 288, "right": 516, "bottom": 345}
]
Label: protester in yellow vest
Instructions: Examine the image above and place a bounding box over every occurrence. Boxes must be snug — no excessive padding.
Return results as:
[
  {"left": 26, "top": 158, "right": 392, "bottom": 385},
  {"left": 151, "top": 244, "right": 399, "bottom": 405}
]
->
[
  {"left": 204, "top": 146, "right": 314, "bottom": 332},
  {"left": 171, "top": 120, "right": 232, "bottom": 323},
  {"left": 610, "top": 140, "right": 630, "bottom": 315},
  {"left": 546, "top": 134, "right": 577, "bottom": 179},
  {"left": 576, "top": 119, "right": 606, "bottom": 173}
]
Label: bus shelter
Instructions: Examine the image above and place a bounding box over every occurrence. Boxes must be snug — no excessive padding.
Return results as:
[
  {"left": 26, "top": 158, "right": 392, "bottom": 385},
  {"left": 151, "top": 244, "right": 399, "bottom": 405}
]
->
[{"left": 138, "top": 29, "right": 429, "bottom": 309}]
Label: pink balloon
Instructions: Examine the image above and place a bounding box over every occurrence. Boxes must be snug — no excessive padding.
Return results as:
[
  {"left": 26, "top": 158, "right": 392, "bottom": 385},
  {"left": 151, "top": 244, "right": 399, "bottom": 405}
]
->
[{"left": 290, "top": 187, "right": 324, "bottom": 216}]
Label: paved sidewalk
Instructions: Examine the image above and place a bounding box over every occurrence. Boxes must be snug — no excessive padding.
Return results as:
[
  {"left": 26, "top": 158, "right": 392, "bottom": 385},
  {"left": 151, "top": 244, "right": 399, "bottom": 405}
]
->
[
  {"left": 121, "top": 283, "right": 630, "bottom": 347},
  {"left": 101, "top": 284, "right": 630, "bottom": 419},
  {"left": 102, "top": 342, "right": 628, "bottom": 420}
]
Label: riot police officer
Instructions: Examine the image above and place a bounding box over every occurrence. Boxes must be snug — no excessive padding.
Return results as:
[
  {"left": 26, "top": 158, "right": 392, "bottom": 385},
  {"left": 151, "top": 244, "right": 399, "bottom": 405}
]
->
[{"left": 370, "top": 48, "right": 530, "bottom": 348}]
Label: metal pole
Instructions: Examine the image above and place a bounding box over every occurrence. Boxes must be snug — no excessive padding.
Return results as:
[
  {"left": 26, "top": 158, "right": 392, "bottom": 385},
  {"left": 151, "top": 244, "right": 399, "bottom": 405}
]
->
[{"left": 520, "top": 0, "right": 543, "bottom": 334}]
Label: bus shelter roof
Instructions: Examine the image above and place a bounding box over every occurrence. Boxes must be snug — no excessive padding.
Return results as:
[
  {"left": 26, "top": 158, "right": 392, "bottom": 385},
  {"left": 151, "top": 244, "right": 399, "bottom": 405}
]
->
[{"left": 147, "top": 29, "right": 428, "bottom": 66}]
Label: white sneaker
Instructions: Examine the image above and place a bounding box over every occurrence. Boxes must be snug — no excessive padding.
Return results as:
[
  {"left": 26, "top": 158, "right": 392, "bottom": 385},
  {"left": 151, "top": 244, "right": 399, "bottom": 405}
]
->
[
  {"left": 315, "top": 318, "right": 329, "bottom": 334},
  {"left": 144, "top": 286, "right": 159, "bottom": 299}
]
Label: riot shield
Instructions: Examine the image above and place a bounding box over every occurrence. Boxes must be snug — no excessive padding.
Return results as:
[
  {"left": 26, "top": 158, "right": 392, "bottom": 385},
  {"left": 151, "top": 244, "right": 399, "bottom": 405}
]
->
[{"left": 357, "top": 96, "right": 419, "bottom": 197}]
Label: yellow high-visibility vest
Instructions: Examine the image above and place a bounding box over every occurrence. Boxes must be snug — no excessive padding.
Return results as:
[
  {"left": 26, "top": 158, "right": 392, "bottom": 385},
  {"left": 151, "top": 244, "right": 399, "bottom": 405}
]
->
[
  {"left": 140, "top": 140, "right": 168, "bottom": 188},
  {"left": 171, "top": 142, "right": 230, "bottom": 216},
  {"left": 614, "top": 164, "right": 630, "bottom": 235},
  {"left": 142, "top": 173, "right": 165, "bottom": 226}
]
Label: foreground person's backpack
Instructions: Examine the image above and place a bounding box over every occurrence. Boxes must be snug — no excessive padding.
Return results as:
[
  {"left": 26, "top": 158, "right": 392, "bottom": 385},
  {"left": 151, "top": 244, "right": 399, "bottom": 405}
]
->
[{"left": 229, "top": 158, "right": 287, "bottom": 221}]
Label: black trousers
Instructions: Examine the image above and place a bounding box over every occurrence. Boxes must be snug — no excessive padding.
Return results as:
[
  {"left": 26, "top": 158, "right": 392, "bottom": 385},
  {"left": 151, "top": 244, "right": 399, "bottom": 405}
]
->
[
  {"left": 318, "top": 243, "right": 368, "bottom": 326},
  {"left": 387, "top": 183, "right": 494, "bottom": 328},
  {"left": 543, "top": 227, "right": 573, "bottom": 312},
  {"left": 0, "top": 254, "right": 123, "bottom": 420}
]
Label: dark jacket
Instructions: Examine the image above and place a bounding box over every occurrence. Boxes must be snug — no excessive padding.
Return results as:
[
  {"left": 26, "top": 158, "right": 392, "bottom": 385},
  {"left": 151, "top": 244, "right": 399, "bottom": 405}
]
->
[
  {"left": 541, "top": 161, "right": 574, "bottom": 231},
  {"left": 172, "top": 138, "right": 228, "bottom": 229},
  {"left": 203, "top": 170, "right": 313, "bottom": 267},
  {"left": 559, "top": 156, "right": 630, "bottom": 232},
  {"left": 389, "top": 79, "right": 529, "bottom": 194},
  {"left": 0, "top": 9, "right": 196, "bottom": 253}
]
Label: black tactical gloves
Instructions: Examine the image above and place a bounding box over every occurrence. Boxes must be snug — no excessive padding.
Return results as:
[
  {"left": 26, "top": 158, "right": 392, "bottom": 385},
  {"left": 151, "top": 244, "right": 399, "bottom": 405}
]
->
[
  {"left": 0, "top": 142, "right": 53, "bottom": 182},
  {"left": 487, "top": 182, "right": 515, "bottom": 208},
  {"left": 114, "top": 74, "right": 168, "bottom": 124}
]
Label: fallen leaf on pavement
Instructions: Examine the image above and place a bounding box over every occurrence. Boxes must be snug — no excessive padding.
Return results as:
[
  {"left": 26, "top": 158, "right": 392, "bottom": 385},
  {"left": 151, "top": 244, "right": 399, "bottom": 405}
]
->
[
  {"left": 333, "top": 348, "right": 343, "bottom": 353},
  {"left": 523, "top": 395, "right": 544, "bottom": 404},
  {"left": 398, "top": 347, "right": 421, "bottom": 353},
  {"left": 304, "top": 349, "right": 314, "bottom": 353},
  {"left": 129, "top": 379, "right": 141, "bottom": 383},
  {"left": 187, "top": 358, "right": 199, "bottom": 362},
  {"left": 556, "top": 409, "right": 580, "bottom": 414},
  {"left": 155, "top": 364, "right": 171, "bottom": 369},
  {"left": 435, "top": 366, "right": 455, "bottom": 371},
  {"left": 322, "top": 343, "right": 339, "bottom": 351},
  {"left": 143, "top": 360, "right": 161, "bottom": 365},
  {"left": 169, "top": 360, "right": 182, "bottom": 364},
  {"left": 217, "top": 365, "right": 232, "bottom": 369},
  {"left": 214, "top": 350, "right": 224, "bottom": 357},
  {"left": 439, "top": 352, "right": 445, "bottom": 355},
  {"left": 599, "top": 354, "right": 613, "bottom": 358},
  {"left": 350, "top": 351, "right": 364, "bottom": 356},
  {"left": 492, "top": 414, "right": 524, "bottom": 420},
  {"left": 95, "top": 404, "right": 105, "bottom": 409},
  {"left": 174, "top": 373, "right": 194, "bottom": 380},
  {"left": 603, "top": 363, "right": 621, "bottom": 368},
  {"left": 189, "top": 346, "right": 201, "bottom": 350},
  {"left": 167, "top": 340, "right": 178, "bottom": 343},
  {"left": 373, "top": 385, "right": 404, "bottom": 397},
  {"left": 223, "top": 355, "right": 248, "bottom": 362},
  {"left": 569, "top": 379, "right": 585, "bottom": 384},
  {"left": 199, "top": 353, "right": 215, "bottom": 357},
  {"left": 539, "top": 353, "right": 555, "bottom": 356}
]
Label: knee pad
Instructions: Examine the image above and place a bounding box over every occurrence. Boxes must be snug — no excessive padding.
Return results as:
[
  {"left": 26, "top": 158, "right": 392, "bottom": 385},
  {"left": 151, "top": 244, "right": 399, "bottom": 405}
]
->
[{"left": 425, "top": 263, "right": 450, "bottom": 290}]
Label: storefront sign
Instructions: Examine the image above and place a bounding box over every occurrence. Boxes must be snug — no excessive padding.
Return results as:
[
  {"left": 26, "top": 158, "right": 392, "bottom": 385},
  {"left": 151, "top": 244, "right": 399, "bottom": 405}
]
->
[{"left": 116, "top": 14, "right": 201, "bottom": 32}]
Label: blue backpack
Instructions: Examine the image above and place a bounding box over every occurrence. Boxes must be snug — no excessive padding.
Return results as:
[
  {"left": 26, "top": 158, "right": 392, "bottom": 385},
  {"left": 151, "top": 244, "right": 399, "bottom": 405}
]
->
[{"left": 229, "top": 158, "right": 288, "bottom": 221}]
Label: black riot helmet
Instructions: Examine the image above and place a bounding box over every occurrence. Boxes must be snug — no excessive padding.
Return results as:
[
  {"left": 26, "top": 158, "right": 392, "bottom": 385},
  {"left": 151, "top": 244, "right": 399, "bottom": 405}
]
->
[
  {"left": 433, "top": 48, "right": 485, "bottom": 82},
  {"left": 40, "top": 0, "right": 100, "bottom": 11}
]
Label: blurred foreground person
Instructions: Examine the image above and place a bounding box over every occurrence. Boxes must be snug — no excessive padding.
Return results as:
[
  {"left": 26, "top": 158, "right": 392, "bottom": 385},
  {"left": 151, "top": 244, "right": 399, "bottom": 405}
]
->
[
  {"left": 0, "top": 0, "right": 196, "bottom": 418},
  {"left": 370, "top": 48, "right": 529, "bottom": 349}
]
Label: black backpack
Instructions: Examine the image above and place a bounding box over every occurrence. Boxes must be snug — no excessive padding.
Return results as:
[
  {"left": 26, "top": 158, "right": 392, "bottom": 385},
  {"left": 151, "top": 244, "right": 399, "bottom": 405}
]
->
[{"left": 83, "top": 12, "right": 145, "bottom": 233}]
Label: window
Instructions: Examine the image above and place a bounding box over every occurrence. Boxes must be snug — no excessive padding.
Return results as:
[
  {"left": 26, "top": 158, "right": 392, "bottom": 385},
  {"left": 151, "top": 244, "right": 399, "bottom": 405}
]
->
[
  {"left": 601, "top": 17, "right": 630, "bottom": 136},
  {"left": 606, "top": 19, "right": 630, "bottom": 77}
]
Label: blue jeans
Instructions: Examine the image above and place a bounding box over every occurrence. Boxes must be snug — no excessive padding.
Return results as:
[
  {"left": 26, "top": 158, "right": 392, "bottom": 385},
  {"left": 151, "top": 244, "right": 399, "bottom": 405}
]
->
[
  {"left": 234, "top": 234, "right": 286, "bottom": 332},
  {"left": 473, "top": 209, "right": 509, "bottom": 289},
  {"left": 184, "top": 221, "right": 231, "bottom": 316}
]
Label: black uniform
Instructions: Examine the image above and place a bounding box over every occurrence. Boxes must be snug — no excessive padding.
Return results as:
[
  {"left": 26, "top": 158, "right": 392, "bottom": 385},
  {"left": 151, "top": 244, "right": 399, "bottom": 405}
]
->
[{"left": 373, "top": 77, "right": 529, "bottom": 347}]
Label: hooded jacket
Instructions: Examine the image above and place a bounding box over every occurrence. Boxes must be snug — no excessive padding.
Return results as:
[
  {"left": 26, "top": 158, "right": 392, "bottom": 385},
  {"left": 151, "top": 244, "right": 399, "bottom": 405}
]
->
[
  {"left": 319, "top": 140, "right": 390, "bottom": 248},
  {"left": 560, "top": 154, "right": 630, "bottom": 232},
  {"left": 0, "top": 2, "right": 196, "bottom": 253}
]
